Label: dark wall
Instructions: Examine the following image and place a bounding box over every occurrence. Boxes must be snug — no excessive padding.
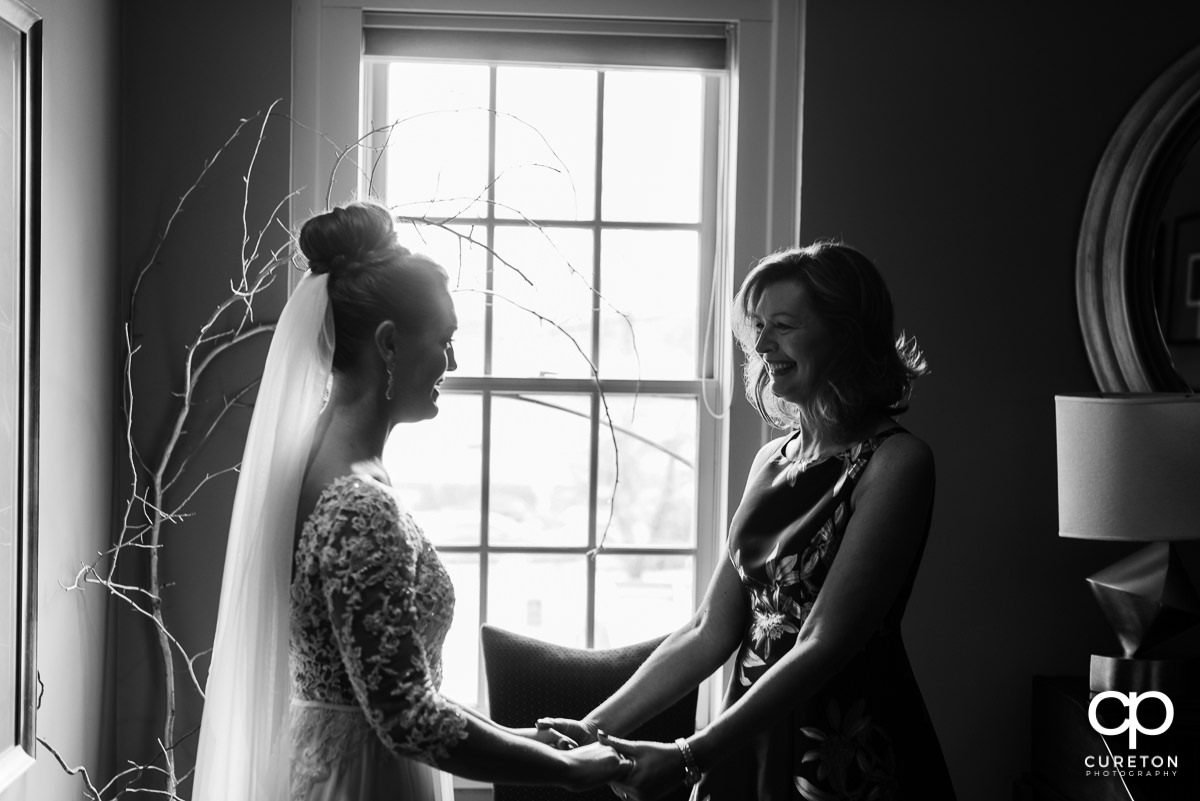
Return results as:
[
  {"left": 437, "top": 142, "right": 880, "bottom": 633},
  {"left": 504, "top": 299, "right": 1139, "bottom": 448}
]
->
[
  {"left": 116, "top": 0, "right": 293, "bottom": 782},
  {"left": 800, "top": 3, "right": 1200, "bottom": 799}
]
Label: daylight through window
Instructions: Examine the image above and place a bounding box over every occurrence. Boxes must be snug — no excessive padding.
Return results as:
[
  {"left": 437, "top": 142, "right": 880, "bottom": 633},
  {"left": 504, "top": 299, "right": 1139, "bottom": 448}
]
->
[{"left": 362, "top": 16, "right": 730, "bottom": 707}]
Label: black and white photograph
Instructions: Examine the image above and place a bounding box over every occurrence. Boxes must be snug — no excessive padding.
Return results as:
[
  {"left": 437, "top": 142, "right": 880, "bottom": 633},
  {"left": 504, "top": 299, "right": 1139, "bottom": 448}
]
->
[{"left": 5, "top": 3, "right": 1200, "bottom": 801}]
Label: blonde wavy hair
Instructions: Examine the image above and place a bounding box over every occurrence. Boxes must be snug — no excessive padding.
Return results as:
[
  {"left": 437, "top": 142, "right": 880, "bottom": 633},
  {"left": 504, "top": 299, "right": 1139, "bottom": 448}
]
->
[{"left": 732, "top": 242, "right": 929, "bottom": 434}]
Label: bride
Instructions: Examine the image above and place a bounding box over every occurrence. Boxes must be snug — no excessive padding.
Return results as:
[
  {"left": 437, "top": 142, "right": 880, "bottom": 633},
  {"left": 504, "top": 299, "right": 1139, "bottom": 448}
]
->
[{"left": 191, "top": 201, "right": 630, "bottom": 801}]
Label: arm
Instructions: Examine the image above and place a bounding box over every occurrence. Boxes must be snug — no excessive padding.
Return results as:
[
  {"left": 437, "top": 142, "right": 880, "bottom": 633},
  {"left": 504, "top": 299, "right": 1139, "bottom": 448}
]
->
[
  {"left": 460, "top": 704, "right": 579, "bottom": 750},
  {"left": 534, "top": 557, "right": 747, "bottom": 749},
  {"left": 586, "top": 551, "right": 748, "bottom": 737},
  {"left": 319, "top": 491, "right": 628, "bottom": 788},
  {"left": 607, "top": 434, "right": 936, "bottom": 798},
  {"left": 542, "top": 439, "right": 783, "bottom": 744},
  {"left": 537, "top": 560, "right": 746, "bottom": 754}
]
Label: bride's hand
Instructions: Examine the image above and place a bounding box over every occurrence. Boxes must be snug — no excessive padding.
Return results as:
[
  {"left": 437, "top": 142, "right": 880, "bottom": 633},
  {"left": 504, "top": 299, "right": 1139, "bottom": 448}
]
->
[
  {"left": 559, "top": 742, "right": 634, "bottom": 791},
  {"left": 535, "top": 716, "right": 600, "bottom": 748}
]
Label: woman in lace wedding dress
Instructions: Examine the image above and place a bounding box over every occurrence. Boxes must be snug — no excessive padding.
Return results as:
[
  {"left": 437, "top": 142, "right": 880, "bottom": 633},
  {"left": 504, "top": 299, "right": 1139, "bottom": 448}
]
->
[{"left": 192, "top": 202, "right": 631, "bottom": 801}]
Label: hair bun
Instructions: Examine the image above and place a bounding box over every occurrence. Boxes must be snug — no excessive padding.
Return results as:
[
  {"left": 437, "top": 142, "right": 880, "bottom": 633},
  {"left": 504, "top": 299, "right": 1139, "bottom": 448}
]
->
[{"left": 300, "top": 201, "right": 397, "bottom": 276}]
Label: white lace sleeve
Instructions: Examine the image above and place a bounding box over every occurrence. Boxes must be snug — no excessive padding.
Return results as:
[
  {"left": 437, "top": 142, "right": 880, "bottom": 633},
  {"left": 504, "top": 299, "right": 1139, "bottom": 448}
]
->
[{"left": 315, "top": 486, "right": 469, "bottom": 765}]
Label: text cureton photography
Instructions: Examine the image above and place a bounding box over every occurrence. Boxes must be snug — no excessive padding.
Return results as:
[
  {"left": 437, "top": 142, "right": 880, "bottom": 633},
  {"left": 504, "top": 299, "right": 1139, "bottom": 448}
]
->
[
  {"left": 1083, "top": 691, "right": 1183, "bottom": 782},
  {"left": 1084, "top": 754, "right": 1179, "bottom": 779}
]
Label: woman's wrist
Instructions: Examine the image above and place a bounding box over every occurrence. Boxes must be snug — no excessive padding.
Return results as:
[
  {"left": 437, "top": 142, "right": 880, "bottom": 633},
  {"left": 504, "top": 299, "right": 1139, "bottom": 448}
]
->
[
  {"left": 685, "top": 730, "right": 714, "bottom": 776},
  {"left": 674, "top": 736, "right": 702, "bottom": 786},
  {"left": 550, "top": 746, "right": 575, "bottom": 786},
  {"left": 579, "top": 717, "right": 602, "bottom": 742}
]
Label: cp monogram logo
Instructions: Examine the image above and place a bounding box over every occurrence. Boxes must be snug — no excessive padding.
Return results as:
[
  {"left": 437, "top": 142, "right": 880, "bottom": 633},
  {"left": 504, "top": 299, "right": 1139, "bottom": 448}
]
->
[{"left": 1088, "top": 691, "right": 1175, "bottom": 749}]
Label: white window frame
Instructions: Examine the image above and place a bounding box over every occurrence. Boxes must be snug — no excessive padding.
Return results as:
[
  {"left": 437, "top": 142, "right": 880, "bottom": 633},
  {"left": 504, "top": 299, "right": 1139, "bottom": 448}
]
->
[
  {"left": 290, "top": 0, "right": 805, "bottom": 765},
  {"left": 363, "top": 46, "right": 723, "bottom": 668}
]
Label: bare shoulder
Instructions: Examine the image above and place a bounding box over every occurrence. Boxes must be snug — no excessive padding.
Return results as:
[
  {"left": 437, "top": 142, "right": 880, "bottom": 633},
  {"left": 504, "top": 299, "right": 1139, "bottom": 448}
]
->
[
  {"left": 873, "top": 430, "right": 933, "bottom": 469},
  {"left": 855, "top": 430, "right": 934, "bottom": 499},
  {"left": 750, "top": 432, "right": 789, "bottom": 473}
]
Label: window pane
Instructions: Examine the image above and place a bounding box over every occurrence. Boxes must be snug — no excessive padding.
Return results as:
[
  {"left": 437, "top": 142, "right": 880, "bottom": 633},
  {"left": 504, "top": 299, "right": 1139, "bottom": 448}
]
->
[
  {"left": 601, "top": 71, "right": 703, "bottom": 223},
  {"left": 489, "top": 394, "right": 591, "bottom": 547},
  {"left": 488, "top": 553, "right": 587, "bottom": 648},
  {"left": 598, "top": 229, "right": 700, "bottom": 378},
  {"left": 384, "top": 62, "right": 491, "bottom": 218},
  {"left": 491, "top": 226, "right": 594, "bottom": 378},
  {"left": 399, "top": 222, "right": 488, "bottom": 376},
  {"left": 386, "top": 393, "right": 483, "bottom": 546},
  {"left": 495, "top": 66, "right": 597, "bottom": 221},
  {"left": 440, "top": 553, "right": 481, "bottom": 706},
  {"left": 595, "top": 555, "right": 694, "bottom": 649},
  {"left": 597, "top": 396, "right": 696, "bottom": 548}
]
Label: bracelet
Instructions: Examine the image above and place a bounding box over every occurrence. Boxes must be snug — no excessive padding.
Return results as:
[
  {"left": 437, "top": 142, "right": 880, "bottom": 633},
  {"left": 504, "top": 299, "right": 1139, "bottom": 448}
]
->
[{"left": 674, "top": 737, "right": 701, "bottom": 786}]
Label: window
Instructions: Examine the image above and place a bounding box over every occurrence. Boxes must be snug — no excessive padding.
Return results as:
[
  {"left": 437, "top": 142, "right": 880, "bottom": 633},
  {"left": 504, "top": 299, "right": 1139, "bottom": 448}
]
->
[
  {"left": 362, "top": 15, "right": 728, "bottom": 707},
  {"left": 293, "top": 0, "right": 802, "bottom": 723}
]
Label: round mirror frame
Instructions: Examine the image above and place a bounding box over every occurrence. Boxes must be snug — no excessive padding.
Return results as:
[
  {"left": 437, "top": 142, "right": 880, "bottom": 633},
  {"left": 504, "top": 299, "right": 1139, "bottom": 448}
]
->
[{"left": 1077, "top": 44, "right": 1200, "bottom": 393}]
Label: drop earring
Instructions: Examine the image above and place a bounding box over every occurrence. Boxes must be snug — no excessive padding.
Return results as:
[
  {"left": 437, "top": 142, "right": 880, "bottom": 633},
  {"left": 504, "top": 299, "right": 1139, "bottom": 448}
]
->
[{"left": 385, "top": 361, "right": 395, "bottom": 401}]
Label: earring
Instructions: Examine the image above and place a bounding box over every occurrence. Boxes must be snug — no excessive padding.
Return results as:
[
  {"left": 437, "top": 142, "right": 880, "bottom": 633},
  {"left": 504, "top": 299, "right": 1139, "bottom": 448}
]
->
[{"left": 385, "top": 361, "right": 395, "bottom": 401}]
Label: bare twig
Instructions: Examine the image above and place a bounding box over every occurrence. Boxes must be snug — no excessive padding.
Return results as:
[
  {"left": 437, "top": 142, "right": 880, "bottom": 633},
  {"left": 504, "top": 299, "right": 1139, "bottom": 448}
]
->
[
  {"left": 456, "top": 288, "right": 622, "bottom": 550},
  {"left": 50, "top": 104, "right": 291, "bottom": 798},
  {"left": 37, "top": 738, "right": 105, "bottom": 800},
  {"left": 50, "top": 98, "right": 641, "bottom": 799},
  {"left": 392, "top": 196, "right": 644, "bottom": 380}
]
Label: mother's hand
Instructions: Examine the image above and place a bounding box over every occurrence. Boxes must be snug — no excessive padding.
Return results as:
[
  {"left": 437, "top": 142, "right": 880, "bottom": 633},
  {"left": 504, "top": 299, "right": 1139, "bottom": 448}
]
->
[
  {"left": 599, "top": 733, "right": 687, "bottom": 801},
  {"left": 536, "top": 716, "right": 600, "bottom": 748},
  {"left": 510, "top": 725, "right": 579, "bottom": 750}
]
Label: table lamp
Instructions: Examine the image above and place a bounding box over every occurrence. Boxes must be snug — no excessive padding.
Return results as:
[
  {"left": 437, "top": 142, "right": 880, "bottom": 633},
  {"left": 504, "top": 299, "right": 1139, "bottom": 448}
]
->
[{"left": 1055, "top": 393, "right": 1200, "bottom": 694}]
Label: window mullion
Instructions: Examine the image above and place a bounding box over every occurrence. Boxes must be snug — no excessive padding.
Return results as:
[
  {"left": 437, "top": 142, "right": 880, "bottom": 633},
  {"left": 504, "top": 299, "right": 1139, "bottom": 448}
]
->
[
  {"left": 584, "top": 71, "right": 608, "bottom": 650},
  {"left": 484, "top": 65, "right": 498, "bottom": 377},
  {"left": 478, "top": 65, "right": 499, "bottom": 702},
  {"left": 477, "top": 390, "right": 491, "bottom": 709},
  {"left": 592, "top": 70, "right": 605, "bottom": 371},
  {"left": 586, "top": 392, "right": 599, "bottom": 650},
  {"left": 699, "top": 73, "right": 721, "bottom": 381}
]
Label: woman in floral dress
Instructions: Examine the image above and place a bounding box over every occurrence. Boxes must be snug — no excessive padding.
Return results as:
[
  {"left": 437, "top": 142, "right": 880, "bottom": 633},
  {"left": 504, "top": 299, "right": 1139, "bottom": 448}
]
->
[
  {"left": 538, "top": 243, "right": 956, "bottom": 800},
  {"left": 193, "top": 202, "right": 631, "bottom": 801}
]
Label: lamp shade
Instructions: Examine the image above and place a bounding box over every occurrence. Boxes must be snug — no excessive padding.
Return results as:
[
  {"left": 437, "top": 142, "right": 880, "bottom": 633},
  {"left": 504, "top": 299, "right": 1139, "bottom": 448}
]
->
[{"left": 1055, "top": 394, "right": 1200, "bottom": 542}]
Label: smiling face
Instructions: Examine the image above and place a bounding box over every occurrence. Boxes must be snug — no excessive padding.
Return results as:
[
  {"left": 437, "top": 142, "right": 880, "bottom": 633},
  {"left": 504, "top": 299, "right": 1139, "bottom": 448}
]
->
[
  {"left": 389, "top": 288, "right": 458, "bottom": 423},
  {"left": 750, "top": 278, "right": 835, "bottom": 406}
]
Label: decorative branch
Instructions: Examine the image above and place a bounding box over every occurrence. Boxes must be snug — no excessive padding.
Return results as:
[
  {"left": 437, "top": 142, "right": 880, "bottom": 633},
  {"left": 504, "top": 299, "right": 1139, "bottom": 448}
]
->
[
  {"left": 46, "top": 105, "right": 293, "bottom": 800},
  {"left": 47, "top": 97, "right": 641, "bottom": 800}
]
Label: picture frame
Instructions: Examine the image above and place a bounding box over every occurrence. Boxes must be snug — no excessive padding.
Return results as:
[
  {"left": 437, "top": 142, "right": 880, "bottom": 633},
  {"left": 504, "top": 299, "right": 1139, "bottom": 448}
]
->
[
  {"left": 1167, "top": 212, "right": 1200, "bottom": 343},
  {"left": 0, "top": 0, "right": 39, "bottom": 792}
]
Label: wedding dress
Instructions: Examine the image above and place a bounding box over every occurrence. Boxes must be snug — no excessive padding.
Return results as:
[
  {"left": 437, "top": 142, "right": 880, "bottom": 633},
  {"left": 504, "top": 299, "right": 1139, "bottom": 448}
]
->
[
  {"left": 193, "top": 272, "right": 461, "bottom": 801},
  {"left": 288, "top": 474, "right": 465, "bottom": 800}
]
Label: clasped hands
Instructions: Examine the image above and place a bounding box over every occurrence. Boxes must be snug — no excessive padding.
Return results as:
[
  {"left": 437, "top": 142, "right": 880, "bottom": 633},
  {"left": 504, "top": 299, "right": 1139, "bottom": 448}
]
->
[{"left": 531, "top": 717, "right": 690, "bottom": 801}]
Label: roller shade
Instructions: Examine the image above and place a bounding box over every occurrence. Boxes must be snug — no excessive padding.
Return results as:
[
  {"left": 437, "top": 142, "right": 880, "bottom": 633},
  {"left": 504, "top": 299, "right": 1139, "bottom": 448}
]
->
[{"left": 363, "top": 12, "right": 729, "bottom": 71}]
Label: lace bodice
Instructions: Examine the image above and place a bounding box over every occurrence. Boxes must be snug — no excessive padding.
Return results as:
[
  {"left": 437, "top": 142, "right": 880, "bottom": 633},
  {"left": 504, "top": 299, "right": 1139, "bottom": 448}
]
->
[{"left": 290, "top": 474, "right": 468, "bottom": 766}]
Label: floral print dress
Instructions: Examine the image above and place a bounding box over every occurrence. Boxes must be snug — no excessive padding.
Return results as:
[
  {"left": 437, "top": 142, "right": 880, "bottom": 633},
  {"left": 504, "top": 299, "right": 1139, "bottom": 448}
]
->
[
  {"left": 694, "top": 428, "right": 955, "bottom": 801},
  {"left": 288, "top": 475, "right": 468, "bottom": 801}
]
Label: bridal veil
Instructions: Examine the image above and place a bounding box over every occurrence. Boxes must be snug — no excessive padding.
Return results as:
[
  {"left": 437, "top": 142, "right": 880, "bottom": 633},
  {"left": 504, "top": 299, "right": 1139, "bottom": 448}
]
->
[{"left": 193, "top": 270, "right": 334, "bottom": 801}]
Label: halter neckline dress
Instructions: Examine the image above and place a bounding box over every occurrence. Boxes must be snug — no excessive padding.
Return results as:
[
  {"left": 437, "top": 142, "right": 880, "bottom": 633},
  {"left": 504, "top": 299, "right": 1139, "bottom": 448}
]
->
[{"left": 695, "top": 427, "right": 955, "bottom": 800}]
